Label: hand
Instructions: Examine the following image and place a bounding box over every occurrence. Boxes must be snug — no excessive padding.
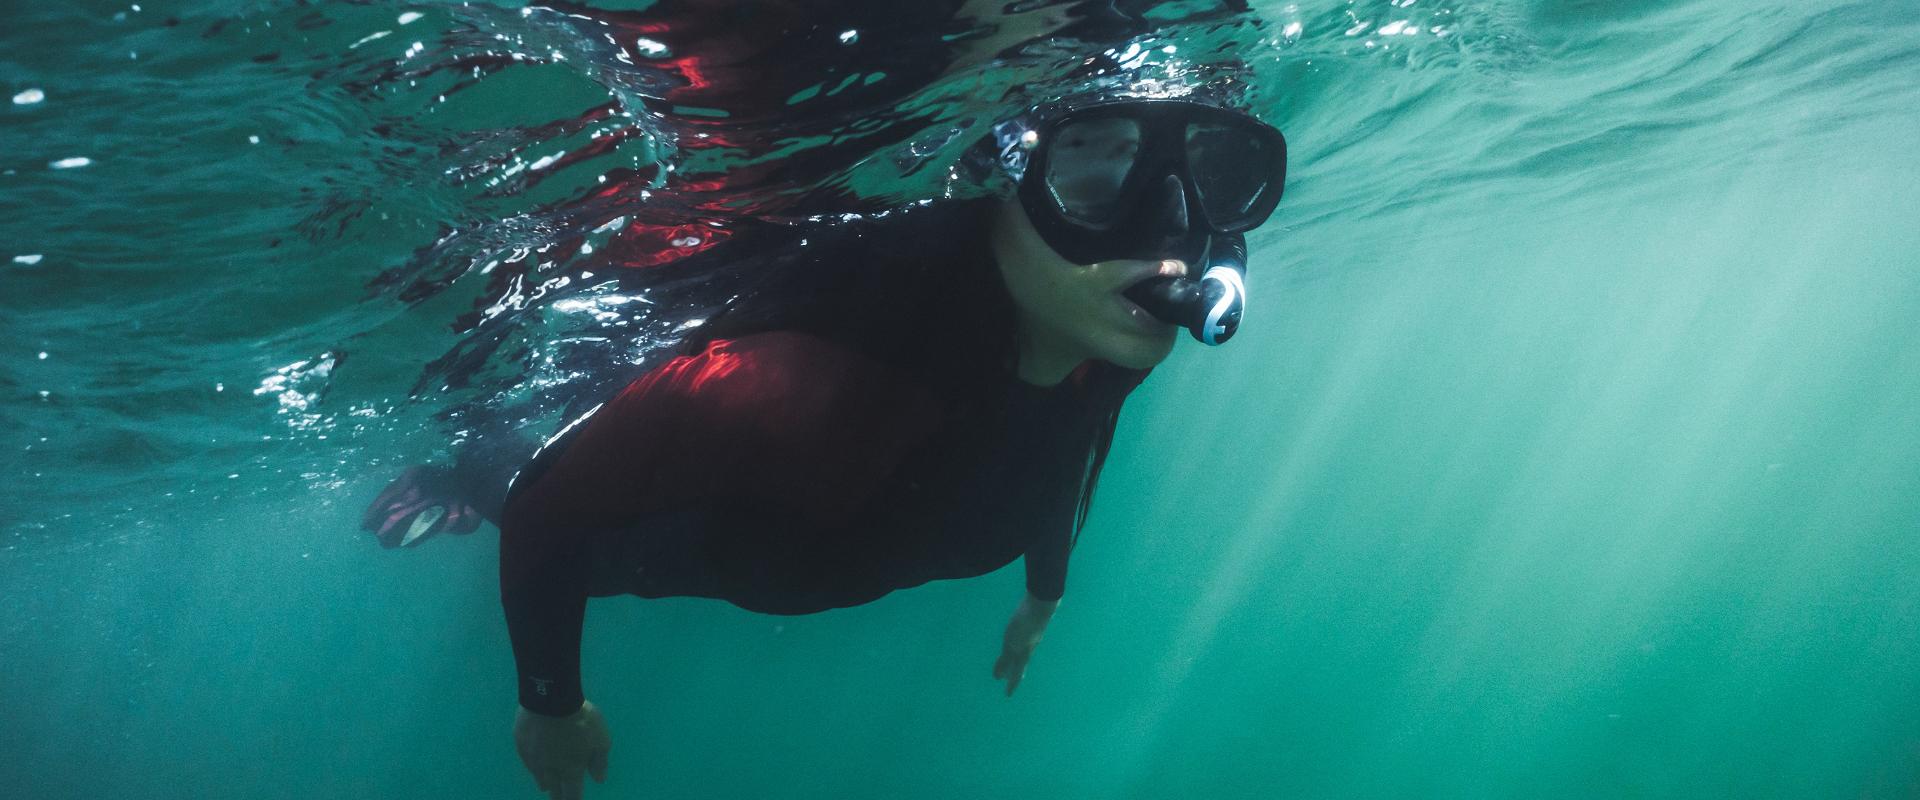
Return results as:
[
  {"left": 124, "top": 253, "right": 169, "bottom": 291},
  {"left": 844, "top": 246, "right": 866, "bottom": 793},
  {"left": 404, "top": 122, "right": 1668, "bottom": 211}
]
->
[
  {"left": 360, "top": 465, "right": 482, "bottom": 547},
  {"left": 991, "top": 595, "right": 1057, "bottom": 697},
  {"left": 514, "top": 701, "right": 612, "bottom": 800}
]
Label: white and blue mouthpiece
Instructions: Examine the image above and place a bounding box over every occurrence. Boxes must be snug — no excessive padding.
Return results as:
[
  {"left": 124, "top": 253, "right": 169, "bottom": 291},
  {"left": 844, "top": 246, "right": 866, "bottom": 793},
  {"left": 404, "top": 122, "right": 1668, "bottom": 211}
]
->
[{"left": 1121, "top": 234, "right": 1248, "bottom": 346}]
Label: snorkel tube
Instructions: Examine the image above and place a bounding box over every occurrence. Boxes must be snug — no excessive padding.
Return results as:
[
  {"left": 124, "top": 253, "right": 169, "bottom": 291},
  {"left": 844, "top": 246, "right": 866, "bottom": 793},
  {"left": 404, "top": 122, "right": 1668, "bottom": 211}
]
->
[{"left": 1123, "top": 233, "right": 1246, "bottom": 346}]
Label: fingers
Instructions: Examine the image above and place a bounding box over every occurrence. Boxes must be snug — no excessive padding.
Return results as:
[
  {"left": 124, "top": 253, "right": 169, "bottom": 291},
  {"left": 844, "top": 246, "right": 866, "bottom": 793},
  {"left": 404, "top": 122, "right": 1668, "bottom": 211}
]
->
[
  {"left": 361, "top": 482, "right": 415, "bottom": 530},
  {"left": 588, "top": 747, "right": 609, "bottom": 783},
  {"left": 993, "top": 650, "right": 1028, "bottom": 696},
  {"left": 370, "top": 488, "right": 424, "bottom": 534},
  {"left": 994, "top": 644, "right": 1032, "bottom": 697},
  {"left": 443, "top": 506, "right": 471, "bottom": 535},
  {"left": 539, "top": 769, "right": 578, "bottom": 800},
  {"left": 444, "top": 503, "right": 484, "bottom": 535},
  {"left": 521, "top": 740, "right": 562, "bottom": 797},
  {"left": 516, "top": 740, "right": 542, "bottom": 788},
  {"left": 363, "top": 466, "right": 431, "bottom": 527},
  {"left": 529, "top": 753, "right": 596, "bottom": 798},
  {"left": 363, "top": 467, "right": 490, "bottom": 546},
  {"left": 375, "top": 498, "right": 435, "bottom": 540}
]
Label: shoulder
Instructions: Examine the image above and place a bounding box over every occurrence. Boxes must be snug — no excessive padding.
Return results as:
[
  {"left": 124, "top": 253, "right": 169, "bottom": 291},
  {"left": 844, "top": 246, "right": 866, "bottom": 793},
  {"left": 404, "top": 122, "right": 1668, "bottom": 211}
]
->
[
  {"left": 653, "top": 331, "right": 872, "bottom": 409},
  {"left": 623, "top": 331, "right": 942, "bottom": 441},
  {"left": 616, "top": 331, "right": 948, "bottom": 521}
]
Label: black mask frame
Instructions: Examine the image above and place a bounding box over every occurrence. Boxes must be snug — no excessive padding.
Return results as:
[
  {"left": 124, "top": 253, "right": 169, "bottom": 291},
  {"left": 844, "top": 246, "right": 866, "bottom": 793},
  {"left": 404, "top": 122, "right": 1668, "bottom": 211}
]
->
[{"left": 1013, "top": 98, "right": 1287, "bottom": 267}]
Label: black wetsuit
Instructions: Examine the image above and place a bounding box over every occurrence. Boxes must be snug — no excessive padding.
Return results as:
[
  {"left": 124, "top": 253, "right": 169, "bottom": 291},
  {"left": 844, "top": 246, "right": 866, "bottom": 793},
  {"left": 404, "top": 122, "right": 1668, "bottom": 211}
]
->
[{"left": 500, "top": 331, "right": 1142, "bottom": 716}]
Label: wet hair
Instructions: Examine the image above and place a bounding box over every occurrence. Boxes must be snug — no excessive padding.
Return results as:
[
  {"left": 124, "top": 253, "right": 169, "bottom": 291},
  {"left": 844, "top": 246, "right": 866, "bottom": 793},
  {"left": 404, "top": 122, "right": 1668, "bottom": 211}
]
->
[{"left": 680, "top": 198, "right": 1144, "bottom": 538}]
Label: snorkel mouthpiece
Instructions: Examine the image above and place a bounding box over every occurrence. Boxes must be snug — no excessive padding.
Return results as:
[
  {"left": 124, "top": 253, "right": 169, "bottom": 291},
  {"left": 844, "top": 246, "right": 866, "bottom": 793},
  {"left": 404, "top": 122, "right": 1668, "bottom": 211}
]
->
[{"left": 1123, "top": 234, "right": 1247, "bottom": 345}]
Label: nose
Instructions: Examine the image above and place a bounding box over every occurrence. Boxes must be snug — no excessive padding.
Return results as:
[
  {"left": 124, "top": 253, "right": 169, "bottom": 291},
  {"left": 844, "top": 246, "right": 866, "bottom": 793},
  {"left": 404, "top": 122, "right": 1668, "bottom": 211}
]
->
[
  {"left": 1156, "top": 174, "right": 1189, "bottom": 234},
  {"left": 1152, "top": 174, "right": 1206, "bottom": 264}
]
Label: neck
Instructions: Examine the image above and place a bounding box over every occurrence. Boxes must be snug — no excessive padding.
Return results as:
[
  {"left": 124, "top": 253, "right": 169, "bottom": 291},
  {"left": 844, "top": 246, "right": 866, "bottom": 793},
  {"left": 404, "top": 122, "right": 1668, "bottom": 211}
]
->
[{"left": 1013, "top": 312, "right": 1088, "bottom": 386}]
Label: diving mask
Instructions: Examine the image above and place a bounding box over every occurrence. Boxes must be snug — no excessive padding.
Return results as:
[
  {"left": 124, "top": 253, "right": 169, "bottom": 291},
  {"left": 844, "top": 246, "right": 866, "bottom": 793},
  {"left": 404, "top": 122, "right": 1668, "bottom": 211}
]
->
[{"left": 995, "top": 98, "right": 1286, "bottom": 345}]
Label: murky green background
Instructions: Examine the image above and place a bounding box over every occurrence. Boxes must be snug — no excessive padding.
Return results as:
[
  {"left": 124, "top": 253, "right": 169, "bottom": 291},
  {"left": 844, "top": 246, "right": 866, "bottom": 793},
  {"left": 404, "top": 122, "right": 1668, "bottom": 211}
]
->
[{"left": 4, "top": 1, "right": 1918, "bottom": 798}]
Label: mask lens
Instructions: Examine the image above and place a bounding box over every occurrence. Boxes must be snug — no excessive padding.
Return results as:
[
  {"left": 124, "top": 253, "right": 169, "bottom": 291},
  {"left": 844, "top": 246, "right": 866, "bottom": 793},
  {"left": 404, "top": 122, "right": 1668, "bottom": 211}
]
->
[
  {"left": 1043, "top": 117, "right": 1143, "bottom": 224},
  {"left": 1186, "top": 122, "right": 1274, "bottom": 227}
]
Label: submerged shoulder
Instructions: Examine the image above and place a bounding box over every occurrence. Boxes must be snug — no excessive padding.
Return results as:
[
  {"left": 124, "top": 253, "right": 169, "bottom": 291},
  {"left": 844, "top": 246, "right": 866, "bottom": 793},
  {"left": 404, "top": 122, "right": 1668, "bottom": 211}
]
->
[
  {"left": 685, "top": 331, "right": 873, "bottom": 400},
  {"left": 634, "top": 330, "right": 922, "bottom": 429}
]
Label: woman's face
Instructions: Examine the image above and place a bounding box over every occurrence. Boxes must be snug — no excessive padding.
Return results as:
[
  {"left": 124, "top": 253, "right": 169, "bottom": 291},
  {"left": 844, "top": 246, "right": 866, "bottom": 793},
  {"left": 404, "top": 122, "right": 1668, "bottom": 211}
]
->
[{"left": 989, "top": 197, "right": 1186, "bottom": 375}]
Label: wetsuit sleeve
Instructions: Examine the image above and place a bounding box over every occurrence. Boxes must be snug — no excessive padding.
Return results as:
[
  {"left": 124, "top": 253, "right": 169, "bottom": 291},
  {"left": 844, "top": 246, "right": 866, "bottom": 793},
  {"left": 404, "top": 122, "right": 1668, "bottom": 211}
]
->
[
  {"left": 1018, "top": 362, "right": 1150, "bottom": 601},
  {"left": 496, "top": 355, "right": 716, "bottom": 717},
  {"left": 1023, "top": 522, "right": 1072, "bottom": 602},
  {"left": 499, "top": 506, "right": 591, "bottom": 716}
]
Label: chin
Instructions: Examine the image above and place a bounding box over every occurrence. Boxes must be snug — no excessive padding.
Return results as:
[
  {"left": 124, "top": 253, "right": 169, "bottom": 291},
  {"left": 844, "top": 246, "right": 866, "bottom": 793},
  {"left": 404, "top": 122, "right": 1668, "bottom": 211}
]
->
[{"left": 1097, "top": 331, "right": 1178, "bottom": 370}]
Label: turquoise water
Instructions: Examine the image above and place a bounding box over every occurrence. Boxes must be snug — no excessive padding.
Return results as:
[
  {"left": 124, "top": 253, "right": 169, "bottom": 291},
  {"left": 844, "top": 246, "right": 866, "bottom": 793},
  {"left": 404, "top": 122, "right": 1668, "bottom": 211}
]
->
[{"left": 5, "top": 1, "right": 1920, "bottom": 798}]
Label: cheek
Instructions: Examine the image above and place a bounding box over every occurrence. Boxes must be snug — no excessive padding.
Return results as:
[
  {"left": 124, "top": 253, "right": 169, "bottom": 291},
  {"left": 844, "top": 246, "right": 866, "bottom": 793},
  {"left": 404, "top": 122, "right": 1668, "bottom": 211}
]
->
[
  {"left": 1052, "top": 271, "right": 1114, "bottom": 335},
  {"left": 995, "top": 206, "right": 1087, "bottom": 316},
  {"left": 1022, "top": 257, "right": 1100, "bottom": 322},
  {"left": 1069, "top": 290, "right": 1175, "bottom": 367}
]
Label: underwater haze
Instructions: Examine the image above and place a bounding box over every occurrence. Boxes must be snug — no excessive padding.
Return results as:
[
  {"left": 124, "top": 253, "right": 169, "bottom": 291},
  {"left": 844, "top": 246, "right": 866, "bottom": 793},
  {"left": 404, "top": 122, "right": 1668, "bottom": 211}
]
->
[{"left": 5, "top": 1, "right": 1920, "bottom": 798}]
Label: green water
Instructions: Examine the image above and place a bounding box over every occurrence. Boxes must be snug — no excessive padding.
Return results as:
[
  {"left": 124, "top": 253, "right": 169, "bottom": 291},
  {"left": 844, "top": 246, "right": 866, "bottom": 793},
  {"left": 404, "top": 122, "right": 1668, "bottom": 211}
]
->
[{"left": 4, "top": 1, "right": 1919, "bottom": 798}]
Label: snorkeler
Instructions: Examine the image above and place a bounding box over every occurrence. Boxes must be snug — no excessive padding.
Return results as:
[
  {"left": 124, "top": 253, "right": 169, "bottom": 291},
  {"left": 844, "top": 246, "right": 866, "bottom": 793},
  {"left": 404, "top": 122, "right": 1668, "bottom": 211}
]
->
[{"left": 367, "top": 81, "right": 1285, "bottom": 799}]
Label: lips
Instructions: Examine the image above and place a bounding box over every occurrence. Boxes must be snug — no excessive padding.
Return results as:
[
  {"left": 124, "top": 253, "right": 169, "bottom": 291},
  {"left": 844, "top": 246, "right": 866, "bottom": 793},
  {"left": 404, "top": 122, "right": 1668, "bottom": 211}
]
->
[
  {"left": 1112, "top": 259, "right": 1187, "bottom": 294},
  {"left": 1108, "top": 260, "right": 1184, "bottom": 333}
]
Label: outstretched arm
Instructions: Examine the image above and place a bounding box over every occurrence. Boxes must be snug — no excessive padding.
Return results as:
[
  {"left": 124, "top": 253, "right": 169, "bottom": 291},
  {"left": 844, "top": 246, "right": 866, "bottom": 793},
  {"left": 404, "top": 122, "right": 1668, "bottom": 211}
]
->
[
  {"left": 995, "top": 523, "right": 1071, "bottom": 696},
  {"left": 500, "top": 508, "right": 608, "bottom": 799},
  {"left": 491, "top": 331, "right": 943, "bottom": 794},
  {"left": 362, "top": 355, "right": 645, "bottom": 548},
  {"left": 500, "top": 514, "right": 591, "bottom": 717}
]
